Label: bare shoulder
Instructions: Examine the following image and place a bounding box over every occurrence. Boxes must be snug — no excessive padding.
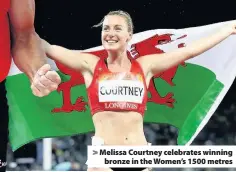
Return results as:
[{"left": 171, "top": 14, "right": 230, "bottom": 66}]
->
[
  {"left": 74, "top": 50, "right": 100, "bottom": 63},
  {"left": 73, "top": 50, "right": 100, "bottom": 73}
]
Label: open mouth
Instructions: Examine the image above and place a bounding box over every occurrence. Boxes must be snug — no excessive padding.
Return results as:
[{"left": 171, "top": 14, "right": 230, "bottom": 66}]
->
[{"left": 106, "top": 40, "right": 118, "bottom": 43}]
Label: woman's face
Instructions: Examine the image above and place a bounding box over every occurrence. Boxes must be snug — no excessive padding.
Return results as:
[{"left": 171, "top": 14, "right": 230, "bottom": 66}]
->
[{"left": 102, "top": 15, "right": 131, "bottom": 52}]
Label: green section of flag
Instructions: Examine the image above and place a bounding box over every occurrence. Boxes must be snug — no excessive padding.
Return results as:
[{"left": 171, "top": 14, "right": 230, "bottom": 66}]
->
[
  {"left": 7, "top": 73, "right": 95, "bottom": 151},
  {"left": 6, "top": 63, "right": 223, "bottom": 151},
  {"left": 143, "top": 65, "right": 223, "bottom": 144}
]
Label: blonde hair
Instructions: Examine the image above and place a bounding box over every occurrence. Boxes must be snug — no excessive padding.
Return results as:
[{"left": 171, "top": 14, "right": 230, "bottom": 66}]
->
[{"left": 93, "top": 10, "right": 134, "bottom": 34}]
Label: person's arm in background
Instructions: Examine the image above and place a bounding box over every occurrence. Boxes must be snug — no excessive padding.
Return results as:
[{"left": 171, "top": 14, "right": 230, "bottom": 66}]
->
[{"left": 9, "top": 0, "right": 61, "bottom": 97}]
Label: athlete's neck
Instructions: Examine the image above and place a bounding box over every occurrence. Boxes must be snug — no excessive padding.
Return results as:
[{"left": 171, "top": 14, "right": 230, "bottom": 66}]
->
[{"left": 107, "top": 50, "right": 130, "bottom": 66}]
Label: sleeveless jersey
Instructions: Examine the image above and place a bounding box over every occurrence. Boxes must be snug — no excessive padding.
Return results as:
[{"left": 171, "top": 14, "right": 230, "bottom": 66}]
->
[{"left": 87, "top": 58, "right": 148, "bottom": 116}]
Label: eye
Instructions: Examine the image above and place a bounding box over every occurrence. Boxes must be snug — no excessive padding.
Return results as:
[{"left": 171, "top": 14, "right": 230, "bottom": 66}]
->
[
  {"left": 115, "top": 27, "right": 122, "bottom": 31},
  {"left": 103, "top": 27, "right": 109, "bottom": 31}
]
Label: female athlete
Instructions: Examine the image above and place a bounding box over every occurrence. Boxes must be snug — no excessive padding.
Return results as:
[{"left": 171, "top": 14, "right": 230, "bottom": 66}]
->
[{"left": 32, "top": 11, "right": 236, "bottom": 171}]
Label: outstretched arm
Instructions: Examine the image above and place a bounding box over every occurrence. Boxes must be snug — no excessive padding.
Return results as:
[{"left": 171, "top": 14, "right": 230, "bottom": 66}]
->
[
  {"left": 42, "top": 39, "right": 99, "bottom": 73},
  {"left": 9, "top": 0, "right": 61, "bottom": 97},
  {"left": 138, "top": 21, "right": 236, "bottom": 77},
  {"left": 9, "top": 0, "right": 46, "bottom": 81}
]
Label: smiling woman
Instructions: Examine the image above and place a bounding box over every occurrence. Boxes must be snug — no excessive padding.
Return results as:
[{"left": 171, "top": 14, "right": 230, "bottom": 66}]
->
[
  {"left": 94, "top": 11, "right": 133, "bottom": 53},
  {"left": 35, "top": 9, "right": 236, "bottom": 171}
]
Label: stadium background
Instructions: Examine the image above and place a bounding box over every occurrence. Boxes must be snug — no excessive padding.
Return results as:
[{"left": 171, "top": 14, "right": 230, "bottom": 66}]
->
[{"left": 4, "top": 0, "right": 236, "bottom": 171}]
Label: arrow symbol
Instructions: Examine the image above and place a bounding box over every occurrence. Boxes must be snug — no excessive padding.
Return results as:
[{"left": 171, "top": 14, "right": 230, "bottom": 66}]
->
[{"left": 93, "top": 150, "right": 98, "bottom": 155}]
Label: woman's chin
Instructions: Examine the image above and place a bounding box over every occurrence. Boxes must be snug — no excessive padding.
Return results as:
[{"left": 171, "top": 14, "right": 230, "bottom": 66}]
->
[{"left": 105, "top": 46, "right": 119, "bottom": 52}]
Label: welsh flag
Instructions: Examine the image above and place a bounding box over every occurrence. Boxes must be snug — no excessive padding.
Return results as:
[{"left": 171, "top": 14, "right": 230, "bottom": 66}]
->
[{"left": 6, "top": 21, "right": 236, "bottom": 151}]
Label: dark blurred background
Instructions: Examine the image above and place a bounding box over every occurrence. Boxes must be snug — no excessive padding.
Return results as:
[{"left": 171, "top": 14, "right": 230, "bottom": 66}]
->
[{"left": 4, "top": 0, "right": 236, "bottom": 171}]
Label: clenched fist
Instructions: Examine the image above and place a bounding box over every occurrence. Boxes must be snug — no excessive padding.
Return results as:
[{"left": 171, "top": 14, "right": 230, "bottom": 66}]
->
[{"left": 31, "top": 64, "right": 61, "bottom": 97}]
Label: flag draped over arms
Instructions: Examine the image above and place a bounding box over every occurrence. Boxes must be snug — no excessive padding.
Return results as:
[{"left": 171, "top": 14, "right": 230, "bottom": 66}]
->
[{"left": 6, "top": 21, "right": 236, "bottom": 151}]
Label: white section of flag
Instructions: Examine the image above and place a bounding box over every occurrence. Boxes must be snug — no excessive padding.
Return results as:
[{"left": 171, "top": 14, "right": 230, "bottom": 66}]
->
[{"left": 8, "top": 20, "right": 236, "bottom": 84}]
